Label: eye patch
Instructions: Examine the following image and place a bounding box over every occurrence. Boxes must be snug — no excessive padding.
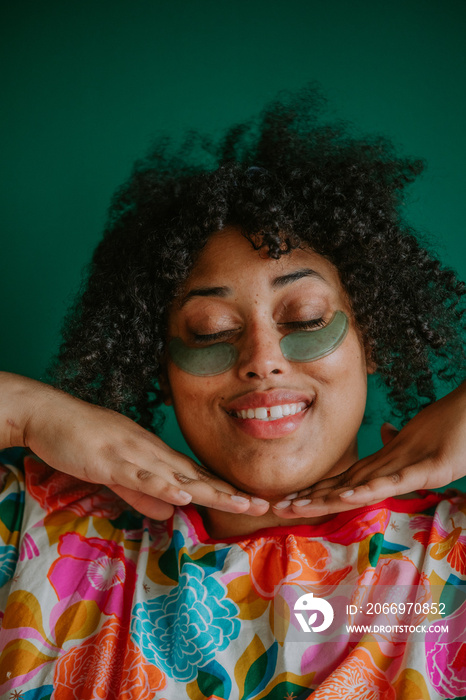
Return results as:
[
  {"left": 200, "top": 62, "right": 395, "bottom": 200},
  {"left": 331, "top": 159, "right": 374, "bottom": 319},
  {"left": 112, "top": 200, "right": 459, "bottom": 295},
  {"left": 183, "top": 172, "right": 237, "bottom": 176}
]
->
[
  {"left": 168, "top": 338, "right": 239, "bottom": 377},
  {"left": 280, "top": 310, "right": 349, "bottom": 361},
  {"left": 168, "top": 310, "right": 349, "bottom": 376}
]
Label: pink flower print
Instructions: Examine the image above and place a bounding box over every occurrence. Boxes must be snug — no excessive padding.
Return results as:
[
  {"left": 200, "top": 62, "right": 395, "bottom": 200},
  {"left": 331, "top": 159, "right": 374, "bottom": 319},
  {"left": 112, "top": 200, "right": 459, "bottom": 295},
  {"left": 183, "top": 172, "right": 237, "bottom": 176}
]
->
[
  {"left": 351, "top": 557, "right": 431, "bottom": 649},
  {"left": 326, "top": 507, "right": 391, "bottom": 545},
  {"left": 86, "top": 557, "right": 126, "bottom": 591},
  {"left": 48, "top": 532, "right": 137, "bottom": 619},
  {"left": 426, "top": 598, "right": 466, "bottom": 697},
  {"left": 19, "top": 532, "right": 40, "bottom": 561}
]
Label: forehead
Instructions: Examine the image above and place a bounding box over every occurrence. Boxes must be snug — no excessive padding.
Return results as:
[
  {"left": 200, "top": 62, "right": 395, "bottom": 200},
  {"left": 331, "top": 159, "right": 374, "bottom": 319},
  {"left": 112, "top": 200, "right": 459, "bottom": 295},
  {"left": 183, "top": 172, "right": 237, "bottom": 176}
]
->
[{"left": 183, "top": 228, "right": 342, "bottom": 293}]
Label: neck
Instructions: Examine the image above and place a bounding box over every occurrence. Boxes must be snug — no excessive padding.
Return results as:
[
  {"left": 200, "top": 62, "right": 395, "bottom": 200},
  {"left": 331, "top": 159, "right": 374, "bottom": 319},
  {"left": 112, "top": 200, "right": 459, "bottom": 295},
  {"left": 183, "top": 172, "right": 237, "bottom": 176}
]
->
[{"left": 197, "top": 439, "right": 360, "bottom": 539}]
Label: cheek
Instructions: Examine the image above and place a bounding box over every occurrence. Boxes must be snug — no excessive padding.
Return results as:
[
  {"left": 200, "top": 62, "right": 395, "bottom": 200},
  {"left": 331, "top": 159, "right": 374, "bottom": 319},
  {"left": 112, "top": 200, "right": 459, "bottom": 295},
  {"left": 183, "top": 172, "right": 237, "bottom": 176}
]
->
[
  {"left": 311, "top": 336, "right": 368, "bottom": 408},
  {"left": 167, "top": 366, "right": 224, "bottom": 419}
]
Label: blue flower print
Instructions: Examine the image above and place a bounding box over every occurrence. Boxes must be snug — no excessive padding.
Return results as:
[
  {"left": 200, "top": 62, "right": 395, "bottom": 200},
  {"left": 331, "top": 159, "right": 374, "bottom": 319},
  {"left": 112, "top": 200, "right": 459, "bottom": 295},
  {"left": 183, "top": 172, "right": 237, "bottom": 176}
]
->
[
  {"left": 0, "top": 544, "right": 19, "bottom": 588},
  {"left": 131, "top": 561, "right": 240, "bottom": 681}
]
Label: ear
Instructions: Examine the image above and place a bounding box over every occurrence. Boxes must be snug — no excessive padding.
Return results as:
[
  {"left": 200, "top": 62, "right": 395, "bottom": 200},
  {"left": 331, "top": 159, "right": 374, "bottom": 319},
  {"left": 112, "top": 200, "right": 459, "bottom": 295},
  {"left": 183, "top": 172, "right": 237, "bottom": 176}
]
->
[
  {"left": 366, "top": 358, "right": 377, "bottom": 375},
  {"left": 365, "top": 345, "right": 377, "bottom": 375},
  {"left": 158, "top": 371, "right": 173, "bottom": 406}
]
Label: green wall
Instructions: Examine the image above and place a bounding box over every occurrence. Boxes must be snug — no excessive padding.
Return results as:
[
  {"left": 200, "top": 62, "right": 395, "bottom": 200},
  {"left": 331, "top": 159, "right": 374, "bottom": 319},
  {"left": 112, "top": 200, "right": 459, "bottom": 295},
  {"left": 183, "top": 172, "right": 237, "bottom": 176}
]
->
[{"left": 1, "top": 0, "right": 465, "bottom": 464}]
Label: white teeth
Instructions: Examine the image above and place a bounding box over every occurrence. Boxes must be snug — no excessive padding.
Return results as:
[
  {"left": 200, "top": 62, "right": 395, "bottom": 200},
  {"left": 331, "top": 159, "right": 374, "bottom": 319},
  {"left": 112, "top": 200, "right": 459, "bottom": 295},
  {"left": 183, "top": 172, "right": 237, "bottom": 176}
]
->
[
  {"left": 233, "top": 402, "right": 308, "bottom": 421},
  {"left": 269, "top": 405, "right": 283, "bottom": 419}
]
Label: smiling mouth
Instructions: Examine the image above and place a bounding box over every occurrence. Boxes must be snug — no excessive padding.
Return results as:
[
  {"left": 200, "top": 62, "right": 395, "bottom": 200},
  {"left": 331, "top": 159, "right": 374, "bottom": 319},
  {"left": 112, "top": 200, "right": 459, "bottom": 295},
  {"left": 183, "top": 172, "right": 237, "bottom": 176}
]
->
[{"left": 229, "top": 402, "right": 309, "bottom": 421}]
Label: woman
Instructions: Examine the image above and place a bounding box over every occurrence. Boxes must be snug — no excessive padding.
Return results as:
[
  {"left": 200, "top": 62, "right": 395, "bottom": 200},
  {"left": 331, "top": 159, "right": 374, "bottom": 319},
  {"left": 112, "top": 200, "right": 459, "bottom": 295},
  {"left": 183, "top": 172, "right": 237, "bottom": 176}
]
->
[{"left": 1, "top": 88, "right": 465, "bottom": 697}]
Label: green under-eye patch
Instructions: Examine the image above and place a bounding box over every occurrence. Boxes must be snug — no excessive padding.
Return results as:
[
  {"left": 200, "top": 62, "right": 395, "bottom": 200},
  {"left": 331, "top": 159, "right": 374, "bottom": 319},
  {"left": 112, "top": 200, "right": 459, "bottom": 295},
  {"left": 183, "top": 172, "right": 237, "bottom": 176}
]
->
[
  {"left": 168, "top": 310, "right": 349, "bottom": 376},
  {"left": 279, "top": 310, "right": 349, "bottom": 362},
  {"left": 168, "top": 337, "right": 239, "bottom": 376}
]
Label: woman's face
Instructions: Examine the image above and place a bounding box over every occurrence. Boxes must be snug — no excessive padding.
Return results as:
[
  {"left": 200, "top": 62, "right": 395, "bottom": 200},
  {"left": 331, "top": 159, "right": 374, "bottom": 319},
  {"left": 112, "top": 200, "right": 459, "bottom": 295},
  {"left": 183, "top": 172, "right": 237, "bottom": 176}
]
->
[{"left": 164, "top": 228, "right": 373, "bottom": 500}]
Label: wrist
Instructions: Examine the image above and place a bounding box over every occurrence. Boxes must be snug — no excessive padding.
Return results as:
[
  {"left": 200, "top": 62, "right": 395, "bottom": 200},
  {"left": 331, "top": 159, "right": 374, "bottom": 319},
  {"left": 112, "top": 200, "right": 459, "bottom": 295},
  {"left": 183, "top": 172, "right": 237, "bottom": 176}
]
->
[{"left": 0, "top": 372, "right": 54, "bottom": 449}]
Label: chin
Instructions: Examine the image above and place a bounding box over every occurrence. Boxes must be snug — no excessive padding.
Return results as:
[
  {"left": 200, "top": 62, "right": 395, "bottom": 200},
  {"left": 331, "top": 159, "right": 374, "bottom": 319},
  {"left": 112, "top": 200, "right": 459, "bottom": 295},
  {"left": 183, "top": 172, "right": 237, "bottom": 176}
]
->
[{"left": 210, "top": 462, "right": 314, "bottom": 500}]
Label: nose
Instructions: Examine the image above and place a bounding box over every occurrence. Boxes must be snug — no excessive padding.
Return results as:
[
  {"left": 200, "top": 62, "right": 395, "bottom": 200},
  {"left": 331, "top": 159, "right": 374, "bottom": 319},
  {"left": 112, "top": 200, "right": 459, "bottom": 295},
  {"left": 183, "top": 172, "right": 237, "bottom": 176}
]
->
[{"left": 236, "top": 322, "right": 288, "bottom": 380}]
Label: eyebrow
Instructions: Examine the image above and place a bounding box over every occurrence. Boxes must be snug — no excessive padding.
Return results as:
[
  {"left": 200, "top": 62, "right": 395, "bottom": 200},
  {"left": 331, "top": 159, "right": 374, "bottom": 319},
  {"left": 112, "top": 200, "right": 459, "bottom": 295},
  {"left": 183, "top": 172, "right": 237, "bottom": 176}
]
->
[
  {"left": 272, "top": 267, "right": 325, "bottom": 288},
  {"left": 180, "top": 268, "right": 326, "bottom": 306}
]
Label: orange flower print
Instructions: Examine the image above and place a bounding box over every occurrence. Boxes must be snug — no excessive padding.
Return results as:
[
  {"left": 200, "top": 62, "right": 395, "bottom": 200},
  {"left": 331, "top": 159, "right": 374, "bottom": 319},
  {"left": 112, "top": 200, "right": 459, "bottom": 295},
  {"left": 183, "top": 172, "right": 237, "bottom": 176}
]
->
[
  {"left": 24, "top": 456, "right": 125, "bottom": 519},
  {"left": 410, "top": 513, "right": 466, "bottom": 574},
  {"left": 311, "top": 647, "right": 395, "bottom": 700},
  {"left": 53, "top": 617, "right": 165, "bottom": 699},
  {"left": 240, "top": 535, "right": 351, "bottom": 599}
]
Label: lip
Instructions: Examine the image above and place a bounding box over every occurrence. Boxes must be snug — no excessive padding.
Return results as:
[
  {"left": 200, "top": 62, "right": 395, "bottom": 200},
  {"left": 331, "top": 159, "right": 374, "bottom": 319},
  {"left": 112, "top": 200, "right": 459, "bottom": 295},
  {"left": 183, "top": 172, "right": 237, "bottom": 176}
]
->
[
  {"left": 223, "top": 389, "right": 314, "bottom": 440},
  {"left": 228, "top": 403, "right": 311, "bottom": 439},
  {"left": 224, "top": 389, "right": 314, "bottom": 413}
]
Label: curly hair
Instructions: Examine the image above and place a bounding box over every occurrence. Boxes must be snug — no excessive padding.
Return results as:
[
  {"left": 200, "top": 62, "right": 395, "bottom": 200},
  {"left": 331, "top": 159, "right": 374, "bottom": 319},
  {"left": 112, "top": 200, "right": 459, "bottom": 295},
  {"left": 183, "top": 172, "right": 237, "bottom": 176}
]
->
[{"left": 48, "top": 85, "right": 465, "bottom": 432}]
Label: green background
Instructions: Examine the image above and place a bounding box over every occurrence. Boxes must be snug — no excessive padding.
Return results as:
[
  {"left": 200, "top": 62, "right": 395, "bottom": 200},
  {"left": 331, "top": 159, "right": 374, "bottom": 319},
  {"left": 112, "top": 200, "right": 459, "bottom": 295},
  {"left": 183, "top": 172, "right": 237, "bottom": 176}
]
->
[{"left": 1, "top": 1, "right": 465, "bottom": 468}]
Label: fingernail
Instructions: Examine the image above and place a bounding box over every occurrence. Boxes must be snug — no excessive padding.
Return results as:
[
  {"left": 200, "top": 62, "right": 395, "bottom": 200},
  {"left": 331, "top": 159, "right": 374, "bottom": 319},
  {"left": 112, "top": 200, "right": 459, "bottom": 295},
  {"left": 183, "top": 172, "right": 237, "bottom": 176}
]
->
[
  {"left": 251, "top": 497, "right": 269, "bottom": 506},
  {"left": 340, "top": 490, "right": 354, "bottom": 498},
  {"left": 293, "top": 498, "right": 312, "bottom": 507},
  {"left": 273, "top": 500, "right": 291, "bottom": 510},
  {"left": 177, "top": 490, "right": 192, "bottom": 502},
  {"left": 284, "top": 492, "right": 298, "bottom": 500},
  {"left": 230, "top": 495, "right": 250, "bottom": 504}
]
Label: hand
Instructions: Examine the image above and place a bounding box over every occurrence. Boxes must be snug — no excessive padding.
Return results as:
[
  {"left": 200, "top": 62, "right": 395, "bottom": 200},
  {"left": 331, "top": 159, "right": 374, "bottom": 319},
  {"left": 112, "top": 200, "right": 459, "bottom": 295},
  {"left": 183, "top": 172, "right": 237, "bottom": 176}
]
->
[
  {"left": 271, "top": 383, "right": 466, "bottom": 518},
  {"left": 1, "top": 373, "right": 269, "bottom": 520}
]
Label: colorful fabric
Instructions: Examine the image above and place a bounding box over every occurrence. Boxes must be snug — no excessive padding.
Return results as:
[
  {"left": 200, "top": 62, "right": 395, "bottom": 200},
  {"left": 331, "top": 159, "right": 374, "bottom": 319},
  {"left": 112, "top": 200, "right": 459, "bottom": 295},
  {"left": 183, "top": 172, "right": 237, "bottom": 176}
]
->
[{"left": 0, "top": 448, "right": 466, "bottom": 699}]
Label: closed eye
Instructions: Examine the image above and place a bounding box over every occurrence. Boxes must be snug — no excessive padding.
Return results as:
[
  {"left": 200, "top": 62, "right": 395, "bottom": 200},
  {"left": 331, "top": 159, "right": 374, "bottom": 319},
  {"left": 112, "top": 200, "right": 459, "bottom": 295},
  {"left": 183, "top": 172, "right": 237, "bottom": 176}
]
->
[
  {"left": 280, "top": 318, "right": 326, "bottom": 330},
  {"left": 193, "top": 328, "right": 240, "bottom": 343},
  {"left": 193, "top": 318, "right": 326, "bottom": 343}
]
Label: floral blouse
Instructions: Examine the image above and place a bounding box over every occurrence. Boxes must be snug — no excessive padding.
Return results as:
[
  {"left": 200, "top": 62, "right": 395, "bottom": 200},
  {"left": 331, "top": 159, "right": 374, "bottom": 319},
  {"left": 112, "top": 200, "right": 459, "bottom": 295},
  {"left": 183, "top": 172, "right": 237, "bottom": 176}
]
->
[{"left": 0, "top": 448, "right": 465, "bottom": 700}]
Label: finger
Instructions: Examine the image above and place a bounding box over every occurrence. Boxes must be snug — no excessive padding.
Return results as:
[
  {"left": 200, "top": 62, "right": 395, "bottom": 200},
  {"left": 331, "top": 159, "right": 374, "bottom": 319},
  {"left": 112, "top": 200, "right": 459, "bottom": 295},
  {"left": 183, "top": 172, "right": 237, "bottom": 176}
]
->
[
  {"left": 303, "top": 460, "right": 436, "bottom": 515},
  {"left": 147, "top": 449, "right": 266, "bottom": 503},
  {"left": 271, "top": 493, "right": 355, "bottom": 517},
  {"left": 308, "top": 433, "right": 413, "bottom": 493},
  {"left": 282, "top": 472, "right": 365, "bottom": 502},
  {"left": 165, "top": 460, "right": 270, "bottom": 514},
  {"left": 331, "top": 446, "right": 437, "bottom": 498},
  {"left": 305, "top": 445, "right": 408, "bottom": 497},
  {"left": 268, "top": 439, "right": 403, "bottom": 502},
  {"left": 272, "top": 469, "right": 415, "bottom": 517},
  {"left": 304, "top": 456, "right": 376, "bottom": 494},
  {"left": 110, "top": 459, "right": 270, "bottom": 516},
  {"left": 283, "top": 486, "right": 388, "bottom": 516},
  {"left": 109, "top": 485, "right": 176, "bottom": 520},
  {"left": 272, "top": 497, "right": 357, "bottom": 518},
  {"left": 178, "top": 478, "right": 270, "bottom": 515},
  {"left": 278, "top": 462, "right": 431, "bottom": 517},
  {"left": 337, "top": 460, "right": 435, "bottom": 502}
]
